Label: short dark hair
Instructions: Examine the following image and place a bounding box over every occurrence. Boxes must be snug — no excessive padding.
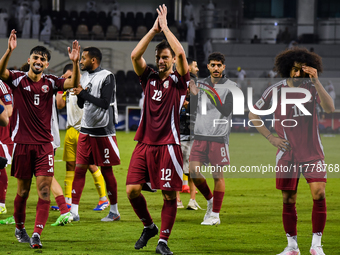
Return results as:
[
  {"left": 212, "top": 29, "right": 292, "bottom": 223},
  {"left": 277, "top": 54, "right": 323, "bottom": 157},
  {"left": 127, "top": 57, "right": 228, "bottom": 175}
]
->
[
  {"left": 30, "top": 46, "right": 51, "bottom": 61},
  {"left": 155, "top": 40, "right": 175, "bottom": 57},
  {"left": 83, "top": 47, "right": 102, "bottom": 64},
  {"left": 62, "top": 63, "right": 73, "bottom": 74},
  {"left": 275, "top": 47, "right": 323, "bottom": 78},
  {"left": 208, "top": 52, "right": 225, "bottom": 64},
  {"left": 187, "top": 57, "right": 196, "bottom": 65}
]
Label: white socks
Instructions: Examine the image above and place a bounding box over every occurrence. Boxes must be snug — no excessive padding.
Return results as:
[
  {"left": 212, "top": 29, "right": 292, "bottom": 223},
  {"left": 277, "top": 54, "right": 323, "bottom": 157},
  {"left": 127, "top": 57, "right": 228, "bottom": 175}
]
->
[
  {"left": 110, "top": 203, "right": 119, "bottom": 215},
  {"left": 287, "top": 235, "right": 298, "bottom": 249},
  {"left": 71, "top": 204, "right": 79, "bottom": 215},
  {"left": 311, "top": 232, "right": 322, "bottom": 247}
]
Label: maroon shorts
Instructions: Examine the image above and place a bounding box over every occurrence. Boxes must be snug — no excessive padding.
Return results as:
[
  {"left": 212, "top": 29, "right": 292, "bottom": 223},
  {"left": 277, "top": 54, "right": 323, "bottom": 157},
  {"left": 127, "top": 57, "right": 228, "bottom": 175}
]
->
[
  {"left": 76, "top": 133, "right": 120, "bottom": 167},
  {"left": 11, "top": 143, "right": 54, "bottom": 179},
  {"left": 276, "top": 158, "right": 327, "bottom": 190},
  {"left": 0, "top": 143, "right": 13, "bottom": 164},
  {"left": 126, "top": 142, "right": 183, "bottom": 191},
  {"left": 189, "top": 140, "right": 230, "bottom": 166}
]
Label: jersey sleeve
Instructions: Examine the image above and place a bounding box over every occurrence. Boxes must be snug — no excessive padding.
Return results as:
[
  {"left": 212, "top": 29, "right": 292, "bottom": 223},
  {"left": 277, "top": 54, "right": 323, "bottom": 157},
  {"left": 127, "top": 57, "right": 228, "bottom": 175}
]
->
[
  {"left": 175, "top": 71, "right": 190, "bottom": 90},
  {"left": 7, "top": 70, "right": 25, "bottom": 89},
  {"left": 253, "top": 87, "right": 274, "bottom": 110},
  {"left": 55, "top": 76, "right": 66, "bottom": 91},
  {"left": 139, "top": 66, "right": 153, "bottom": 90}
]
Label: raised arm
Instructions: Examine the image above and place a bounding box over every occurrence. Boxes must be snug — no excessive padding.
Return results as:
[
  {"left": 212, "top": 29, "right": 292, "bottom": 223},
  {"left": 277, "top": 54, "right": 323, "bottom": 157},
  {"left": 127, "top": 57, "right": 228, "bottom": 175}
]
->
[
  {"left": 0, "top": 30, "right": 17, "bottom": 83},
  {"left": 157, "top": 4, "right": 188, "bottom": 76},
  {"left": 131, "top": 17, "right": 161, "bottom": 76},
  {"left": 56, "top": 91, "right": 66, "bottom": 109},
  {"left": 302, "top": 65, "right": 335, "bottom": 113},
  {"left": 64, "top": 40, "right": 81, "bottom": 90}
]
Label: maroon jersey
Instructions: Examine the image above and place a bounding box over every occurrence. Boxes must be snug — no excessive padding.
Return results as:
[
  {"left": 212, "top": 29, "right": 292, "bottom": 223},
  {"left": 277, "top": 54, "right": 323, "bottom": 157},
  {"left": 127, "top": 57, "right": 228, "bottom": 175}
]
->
[
  {"left": 135, "top": 66, "right": 190, "bottom": 145},
  {"left": 254, "top": 79, "right": 324, "bottom": 162},
  {"left": 8, "top": 70, "right": 65, "bottom": 144},
  {"left": 0, "top": 81, "right": 13, "bottom": 145}
]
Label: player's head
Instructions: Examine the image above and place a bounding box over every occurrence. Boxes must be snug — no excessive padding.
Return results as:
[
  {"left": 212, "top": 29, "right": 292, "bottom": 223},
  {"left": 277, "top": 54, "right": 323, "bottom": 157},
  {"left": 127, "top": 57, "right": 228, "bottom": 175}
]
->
[
  {"left": 62, "top": 63, "right": 73, "bottom": 79},
  {"left": 155, "top": 40, "right": 175, "bottom": 74},
  {"left": 187, "top": 57, "right": 199, "bottom": 77},
  {"left": 275, "top": 47, "right": 323, "bottom": 87},
  {"left": 207, "top": 52, "right": 225, "bottom": 79},
  {"left": 28, "top": 46, "right": 51, "bottom": 75},
  {"left": 80, "top": 47, "right": 102, "bottom": 72}
]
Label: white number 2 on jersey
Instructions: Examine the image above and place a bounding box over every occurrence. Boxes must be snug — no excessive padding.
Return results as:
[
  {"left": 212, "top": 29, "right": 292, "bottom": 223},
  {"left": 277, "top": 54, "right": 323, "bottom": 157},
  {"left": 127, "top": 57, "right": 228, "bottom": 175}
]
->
[{"left": 152, "top": 90, "right": 162, "bottom": 101}]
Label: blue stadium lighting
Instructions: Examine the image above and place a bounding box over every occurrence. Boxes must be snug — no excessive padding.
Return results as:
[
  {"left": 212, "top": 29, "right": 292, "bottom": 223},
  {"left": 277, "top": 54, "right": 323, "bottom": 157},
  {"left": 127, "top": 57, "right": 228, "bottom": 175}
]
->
[
  {"left": 274, "top": 22, "right": 278, "bottom": 26},
  {"left": 225, "top": 37, "right": 228, "bottom": 41}
]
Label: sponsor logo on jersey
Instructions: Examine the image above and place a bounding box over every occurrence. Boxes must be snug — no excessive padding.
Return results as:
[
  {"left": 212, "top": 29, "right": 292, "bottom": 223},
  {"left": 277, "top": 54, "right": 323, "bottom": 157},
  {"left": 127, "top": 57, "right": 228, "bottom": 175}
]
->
[
  {"left": 41, "top": 85, "right": 49, "bottom": 93},
  {"left": 47, "top": 167, "right": 54, "bottom": 173},
  {"left": 163, "top": 182, "right": 171, "bottom": 188},
  {"left": 4, "top": 94, "right": 11, "bottom": 102},
  {"left": 163, "top": 80, "right": 169, "bottom": 89},
  {"left": 221, "top": 157, "right": 228, "bottom": 163},
  {"left": 23, "top": 86, "right": 31, "bottom": 92},
  {"left": 103, "top": 159, "right": 110, "bottom": 164}
]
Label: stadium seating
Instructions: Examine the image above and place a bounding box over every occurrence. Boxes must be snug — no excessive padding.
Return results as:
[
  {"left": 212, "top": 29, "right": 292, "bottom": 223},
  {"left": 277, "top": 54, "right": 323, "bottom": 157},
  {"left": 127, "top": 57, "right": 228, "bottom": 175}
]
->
[
  {"left": 106, "top": 25, "right": 119, "bottom": 40},
  {"left": 120, "top": 25, "right": 134, "bottom": 40},
  {"left": 91, "top": 25, "right": 105, "bottom": 40},
  {"left": 75, "top": 24, "right": 90, "bottom": 40},
  {"left": 61, "top": 24, "right": 74, "bottom": 39},
  {"left": 135, "top": 26, "right": 148, "bottom": 40}
]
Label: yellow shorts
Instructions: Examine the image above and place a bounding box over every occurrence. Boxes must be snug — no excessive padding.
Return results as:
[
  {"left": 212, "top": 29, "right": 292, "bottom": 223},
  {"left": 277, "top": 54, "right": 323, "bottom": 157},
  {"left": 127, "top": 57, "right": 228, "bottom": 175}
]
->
[{"left": 63, "top": 127, "right": 80, "bottom": 162}]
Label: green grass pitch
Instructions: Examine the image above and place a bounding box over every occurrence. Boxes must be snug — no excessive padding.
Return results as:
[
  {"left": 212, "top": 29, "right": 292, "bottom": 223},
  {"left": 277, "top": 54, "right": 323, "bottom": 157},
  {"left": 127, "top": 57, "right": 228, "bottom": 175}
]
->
[{"left": 1, "top": 131, "right": 339, "bottom": 254}]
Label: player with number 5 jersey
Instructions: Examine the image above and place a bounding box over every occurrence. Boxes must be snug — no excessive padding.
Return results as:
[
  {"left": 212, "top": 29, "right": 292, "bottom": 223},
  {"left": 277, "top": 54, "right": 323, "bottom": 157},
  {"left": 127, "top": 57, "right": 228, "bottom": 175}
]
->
[
  {"left": 126, "top": 4, "right": 190, "bottom": 255},
  {"left": 0, "top": 29, "right": 80, "bottom": 248}
]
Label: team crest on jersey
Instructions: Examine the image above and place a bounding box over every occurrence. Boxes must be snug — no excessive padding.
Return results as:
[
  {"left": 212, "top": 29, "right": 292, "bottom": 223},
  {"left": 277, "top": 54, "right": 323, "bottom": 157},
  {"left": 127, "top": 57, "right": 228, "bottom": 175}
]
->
[
  {"left": 41, "top": 85, "right": 49, "bottom": 93},
  {"left": 255, "top": 98, "right": 264, "bottom": 109},
  {"left": 163, "top": 80, "right": 169, "bottom": 89}
]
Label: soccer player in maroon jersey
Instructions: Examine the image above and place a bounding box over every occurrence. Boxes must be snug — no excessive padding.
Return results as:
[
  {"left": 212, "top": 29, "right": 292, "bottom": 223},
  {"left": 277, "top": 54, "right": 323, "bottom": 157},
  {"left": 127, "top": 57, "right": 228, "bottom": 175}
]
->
[
  {"left": 0, "top": 29, "right": 80, "bottom": 249},
  {"left": 249, "top": 48, "right": 335, "bottom": 255},
  {"left": 126, "top": 4, "right": 190, "bottom": 255},
  {"left": 0, "top": 81, "right": 12, "bottom": 215}
]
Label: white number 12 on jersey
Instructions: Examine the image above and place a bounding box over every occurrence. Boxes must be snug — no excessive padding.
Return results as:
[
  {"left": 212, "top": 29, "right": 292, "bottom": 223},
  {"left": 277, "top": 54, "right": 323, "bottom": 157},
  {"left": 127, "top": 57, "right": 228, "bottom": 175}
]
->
[{"left": 152, "top": 90, "right": 162, "bottom": 101}]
